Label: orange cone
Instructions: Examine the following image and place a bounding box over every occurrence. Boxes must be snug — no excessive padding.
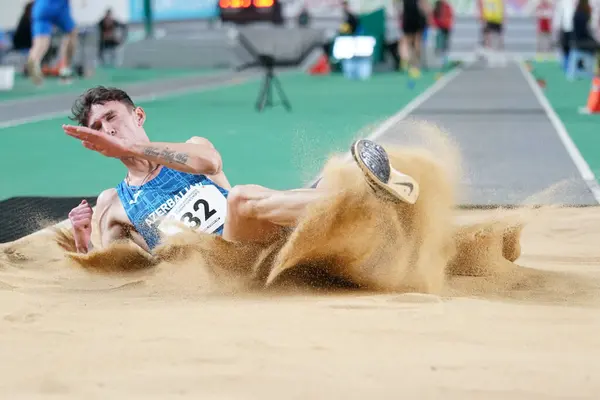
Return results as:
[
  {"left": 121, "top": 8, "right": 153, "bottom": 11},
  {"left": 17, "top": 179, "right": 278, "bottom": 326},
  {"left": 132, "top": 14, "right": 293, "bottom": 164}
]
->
[
  {"left": 309, "top": 54, "right": 330, "bottom": 75},
  {"left": 586, "top": 76, "right": 600, "bottom": 113}
]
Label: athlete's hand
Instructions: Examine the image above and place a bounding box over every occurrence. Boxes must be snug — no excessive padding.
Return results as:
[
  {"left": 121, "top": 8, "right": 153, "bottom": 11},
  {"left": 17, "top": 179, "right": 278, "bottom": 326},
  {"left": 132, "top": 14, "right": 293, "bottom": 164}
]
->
[
  {"left": 69, "top": 200, "right": 93, "bottom": 253},
  {"left": 63, "top": 125, "right": 134, "bottom": 158}
]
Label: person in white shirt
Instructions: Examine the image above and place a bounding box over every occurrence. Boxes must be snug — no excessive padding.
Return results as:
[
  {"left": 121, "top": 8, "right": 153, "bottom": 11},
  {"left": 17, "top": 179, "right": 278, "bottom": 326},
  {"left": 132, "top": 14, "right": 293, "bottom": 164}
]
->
[{"left": 552, "top": 0, "right": 576, "bottom": 70}]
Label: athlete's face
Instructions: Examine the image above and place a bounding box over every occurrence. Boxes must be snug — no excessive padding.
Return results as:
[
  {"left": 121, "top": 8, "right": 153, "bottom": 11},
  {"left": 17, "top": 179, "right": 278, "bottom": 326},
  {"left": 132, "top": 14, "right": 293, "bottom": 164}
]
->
[{"left": 87, "top": 101, "right": 147, "bottom": 142}]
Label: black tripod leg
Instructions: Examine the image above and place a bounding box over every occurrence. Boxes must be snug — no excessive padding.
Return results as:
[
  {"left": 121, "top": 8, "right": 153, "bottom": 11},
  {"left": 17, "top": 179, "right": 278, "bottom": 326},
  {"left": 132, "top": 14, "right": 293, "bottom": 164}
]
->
[
  {"left": 255, "top": 74, "right": 271, "bottom": 111},
  {"left": 271, "top": 75, "right": 292, "bottom": 111},
  {"left": 266, "top": 73, "right": 273, "bottom": 107}
]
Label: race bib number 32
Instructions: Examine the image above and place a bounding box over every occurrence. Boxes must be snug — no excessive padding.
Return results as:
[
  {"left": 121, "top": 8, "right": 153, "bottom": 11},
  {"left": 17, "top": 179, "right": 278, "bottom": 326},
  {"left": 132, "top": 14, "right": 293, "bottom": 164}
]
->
[{"left": 158, "top": 185, "right": 227, "bottom": 236}]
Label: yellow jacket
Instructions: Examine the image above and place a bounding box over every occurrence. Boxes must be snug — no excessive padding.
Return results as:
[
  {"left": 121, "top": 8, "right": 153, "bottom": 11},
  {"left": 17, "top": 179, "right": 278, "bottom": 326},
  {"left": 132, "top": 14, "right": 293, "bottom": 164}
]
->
[{"left": 482, "top": 0, "right": 504, "bottom": 23}]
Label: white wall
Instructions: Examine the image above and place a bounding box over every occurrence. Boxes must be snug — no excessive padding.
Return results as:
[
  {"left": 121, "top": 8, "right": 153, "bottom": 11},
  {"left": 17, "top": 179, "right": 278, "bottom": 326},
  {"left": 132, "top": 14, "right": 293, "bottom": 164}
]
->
[
  {"left": 0, "top": 0, "right": 130, "bottom": 31},
  {"left": 71, "top": 0, "right": 130, "bottom": 26},
  {"left": 0, "top": 0, "right": 32, "bottom": 30}
]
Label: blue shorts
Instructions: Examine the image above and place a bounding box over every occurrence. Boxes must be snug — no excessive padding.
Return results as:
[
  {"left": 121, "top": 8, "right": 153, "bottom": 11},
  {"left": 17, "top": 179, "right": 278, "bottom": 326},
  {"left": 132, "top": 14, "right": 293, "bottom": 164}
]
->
[{"left": 32, "top": 4, "right": 76, "bottom": 37}]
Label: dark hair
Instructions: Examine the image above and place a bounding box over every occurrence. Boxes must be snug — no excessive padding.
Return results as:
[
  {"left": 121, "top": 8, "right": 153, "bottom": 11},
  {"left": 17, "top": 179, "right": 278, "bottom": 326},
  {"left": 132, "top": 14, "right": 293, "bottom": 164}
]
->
[
  {"left": 70, "top": 86, "right": 136, "bottom": 126},
  {"left": 576, "top": 0, "right": 590, "bottom": 14}
]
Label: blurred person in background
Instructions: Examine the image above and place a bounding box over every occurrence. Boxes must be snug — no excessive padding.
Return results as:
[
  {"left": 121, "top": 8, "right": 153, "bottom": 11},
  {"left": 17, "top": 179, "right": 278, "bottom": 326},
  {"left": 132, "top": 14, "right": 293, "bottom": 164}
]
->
[
  {"left": 320, "top": 1, "right": 360, "bottom": 64},
  {"left": 553, "top": 0, "right": 576, "bottom": 71},
  {"left": 475, "top": 0, "right": 484, "bottom": 57},
  {"left": 0, "top": 30, "right": 10, "bottom": 65},
  {"left": 419, "top": 9, "right": 431, "bottom": 71},
  {"left": 13, "top": 1, "right": 34, "bottom": 53},
  {"left": 396, "top": 0, "right": 429, "bottom": 76},
  {"left": 27, "top": 0, "right": 77, "bottom": 85},
  {"left": 340, "top": 0, "right": 360, "bottom": 35},
  {"left": 432, "top": 0, "right": 453, "bottom": 69},
  {"left": 272, "top": 0, "right": 284, "bottom": 26},
  {"left": 536, "top": 0, "right": 554, "bottom": 55},
  {"left": 481, "top": 0, "right": 504, "bottom": 65},
  {"left": 298, "top": 5, "right": 311, "bottom": 27},
  {"left": 480, "top": 0, "right": 505, "bottom": 66},
  {"left": 568, "top": 0, "right": 600, "bottom": 77},
  {"left": 98, "top": 8, "right": 127, "bottom": 68},
  {"left": 14, "top": 1, "right": 61, "bottom": 76}
]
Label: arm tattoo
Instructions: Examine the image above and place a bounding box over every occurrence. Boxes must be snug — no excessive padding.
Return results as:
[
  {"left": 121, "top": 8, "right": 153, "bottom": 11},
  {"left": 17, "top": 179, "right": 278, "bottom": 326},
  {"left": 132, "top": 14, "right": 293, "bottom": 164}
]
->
[
  {"left": 143, "top": 147, "right": 161, "bottom": 157},
  {"left": 173, "top": 152, "right": 189, "bottom": 164},
  {"left": 142, "top": 146, "right": 189, "bottom": 165},
  {"left": 160, "top": 149, "right": 176, "bottom": 163}
]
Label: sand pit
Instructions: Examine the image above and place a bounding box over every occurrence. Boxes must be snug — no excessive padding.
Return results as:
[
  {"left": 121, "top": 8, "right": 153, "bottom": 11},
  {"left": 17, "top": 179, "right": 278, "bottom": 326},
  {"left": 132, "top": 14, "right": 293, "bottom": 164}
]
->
[{"left": 1, "top": 122, "right": 600, "bottom": 398}]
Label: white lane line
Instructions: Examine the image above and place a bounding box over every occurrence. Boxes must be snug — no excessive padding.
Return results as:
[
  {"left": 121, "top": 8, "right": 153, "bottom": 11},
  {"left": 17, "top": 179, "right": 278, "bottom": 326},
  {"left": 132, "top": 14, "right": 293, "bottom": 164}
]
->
[
  {"left": 0, "top": 71, "right": 265, "bottom": 130},
  {"left": 518, "top": 60, "right": 600, "bottom": 204},
  {"left": 308, "top": 64, "right": 465, "bottom": 187}
]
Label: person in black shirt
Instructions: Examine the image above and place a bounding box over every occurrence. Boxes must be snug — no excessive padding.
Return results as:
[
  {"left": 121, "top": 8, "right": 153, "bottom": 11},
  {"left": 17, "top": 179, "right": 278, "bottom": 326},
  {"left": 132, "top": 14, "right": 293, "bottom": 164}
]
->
[
  {"left": 13, "top": 1, "right": 34, "bottom": 52},
  {"left": 572, "top": 0, "right": 599, "bottom": 52},
  {"left": 340, "top": 1, "right": 359, "bottom": 35},
  {"left": 397, "top": 0, "right": 429, "bottom": 74},
  {"left": 298, "top": 6, "right": 311, "bottom": 27},
  {"left": 98, "top": 8, "right": 127, "bottom": 67}
]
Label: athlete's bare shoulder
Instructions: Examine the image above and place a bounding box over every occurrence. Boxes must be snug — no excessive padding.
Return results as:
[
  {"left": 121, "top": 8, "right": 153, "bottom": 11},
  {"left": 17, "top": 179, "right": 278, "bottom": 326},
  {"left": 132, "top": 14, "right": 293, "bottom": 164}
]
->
[
  {"left": 97, "top": 188, "right": 117, "bottom": 206},
  {"left": 94, "top": 188, "right": 149, "bottom": 251},
  {"left": 96, "top": 188, "right": 117, "bottom": 214},
  {"left": 95, "top": 188, "right": 127, "bottom": 226}
]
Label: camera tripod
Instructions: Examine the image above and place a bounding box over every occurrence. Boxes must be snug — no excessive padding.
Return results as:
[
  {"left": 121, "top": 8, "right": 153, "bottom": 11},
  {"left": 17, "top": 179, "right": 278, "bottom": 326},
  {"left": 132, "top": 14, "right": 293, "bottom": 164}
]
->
[
  {"left": 255, "top": 55, "right": 292, "bottom": 112},
  {"left": 235, "top": 29, "right": 292, "bottom": 112}
]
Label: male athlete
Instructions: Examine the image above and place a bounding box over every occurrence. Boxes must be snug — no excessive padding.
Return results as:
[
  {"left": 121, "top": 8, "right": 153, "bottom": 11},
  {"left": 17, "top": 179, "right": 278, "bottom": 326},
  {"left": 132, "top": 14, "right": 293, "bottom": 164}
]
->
[
  {"left": 27, "top": 0, "right": 77, "bottom": 85},
  {"left": 65, "top": 86, "right": 419, "bottom": 254}
]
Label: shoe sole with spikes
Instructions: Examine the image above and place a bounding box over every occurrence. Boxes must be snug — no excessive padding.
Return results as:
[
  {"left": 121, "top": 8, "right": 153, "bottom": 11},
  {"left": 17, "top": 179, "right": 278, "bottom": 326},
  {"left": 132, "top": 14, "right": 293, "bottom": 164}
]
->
[{"left": 351, "top": 139, "right": 419, "bottom": 204}]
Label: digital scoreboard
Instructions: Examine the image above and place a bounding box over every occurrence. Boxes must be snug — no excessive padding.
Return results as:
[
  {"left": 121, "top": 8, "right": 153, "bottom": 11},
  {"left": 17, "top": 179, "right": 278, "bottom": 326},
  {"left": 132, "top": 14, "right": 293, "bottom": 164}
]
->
[{"left": 218, "top": 0, "right": 281, "bottom": 24}]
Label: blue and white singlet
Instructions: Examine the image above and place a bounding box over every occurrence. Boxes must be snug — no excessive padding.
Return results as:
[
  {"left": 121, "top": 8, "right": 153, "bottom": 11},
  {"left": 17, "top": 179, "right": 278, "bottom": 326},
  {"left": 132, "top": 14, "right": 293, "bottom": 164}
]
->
[{"left": 116, "top": 166, "right": 229, "bottom": 250}]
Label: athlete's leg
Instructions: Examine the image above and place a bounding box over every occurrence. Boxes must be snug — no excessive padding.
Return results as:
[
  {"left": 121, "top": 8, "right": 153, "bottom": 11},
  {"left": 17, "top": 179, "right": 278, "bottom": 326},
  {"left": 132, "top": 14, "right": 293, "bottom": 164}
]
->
[
  {"left": 441, "top": 29, "right": 451, "bottom": 67},
  {"left": 483, "top": 26, "right": 490, "bottom": 49},
  {"left": 400, "top": 33, "right": 414, "bottom": 70},
  {"left": 56, "top": 8, "right": 77, "bottom": 77},
  {"left": 413, "top": 31, "right": 423, "bottom": 68},
  {"left": 223, "top": 140, "right": 419, "bottom": 244},
  {"left": 27, "top": 17, "right": 53, "bottom": 85},
  {"left": 223, "top": 185, "right": 328, "bottom": 243}
]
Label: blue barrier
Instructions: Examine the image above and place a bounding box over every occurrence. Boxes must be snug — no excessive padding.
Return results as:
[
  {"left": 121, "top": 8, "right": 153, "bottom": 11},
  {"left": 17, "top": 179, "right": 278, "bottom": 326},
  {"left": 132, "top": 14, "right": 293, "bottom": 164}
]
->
[{"left": 129, "top": 0, "right": 219, "bottom": 22}]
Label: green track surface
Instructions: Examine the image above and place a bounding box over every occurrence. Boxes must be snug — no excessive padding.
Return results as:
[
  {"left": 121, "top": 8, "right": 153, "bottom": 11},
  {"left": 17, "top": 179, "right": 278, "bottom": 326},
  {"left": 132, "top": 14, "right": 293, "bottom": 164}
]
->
[
  {"left": 0, "top": 70, "right": 444, "bottom": 201},
  {"left": 0, "top": 67, "right": 218, "bottom": 102},
  {"left": 530, "top": 61, "right": 600, "bottom": 178}
]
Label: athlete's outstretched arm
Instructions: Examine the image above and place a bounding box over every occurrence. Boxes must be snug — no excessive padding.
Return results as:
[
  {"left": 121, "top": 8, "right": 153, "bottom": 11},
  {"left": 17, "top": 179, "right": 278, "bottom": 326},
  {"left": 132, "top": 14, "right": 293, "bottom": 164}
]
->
[
  {"left": 128, "top": 136, "right": 222, "bottom": 176},
  {"left": 63, "top": 125, "right": 222, "bottom": 176}
]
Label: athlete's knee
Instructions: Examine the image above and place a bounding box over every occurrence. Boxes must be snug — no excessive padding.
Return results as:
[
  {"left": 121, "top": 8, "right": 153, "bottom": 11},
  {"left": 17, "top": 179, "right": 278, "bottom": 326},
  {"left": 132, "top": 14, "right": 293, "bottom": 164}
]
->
[{"left": 227, "top": 184, "right": 266, "bottom": 218}]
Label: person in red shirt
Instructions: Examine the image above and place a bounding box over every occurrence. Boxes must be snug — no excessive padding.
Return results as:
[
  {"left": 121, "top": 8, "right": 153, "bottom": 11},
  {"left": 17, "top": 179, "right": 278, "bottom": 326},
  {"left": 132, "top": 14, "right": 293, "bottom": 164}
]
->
[
  {"left": 536, "top": 0, "right": 554, "bottom": 54},
  {"left": 433, "top": 0, "right": 454, "bottom": 67}
]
